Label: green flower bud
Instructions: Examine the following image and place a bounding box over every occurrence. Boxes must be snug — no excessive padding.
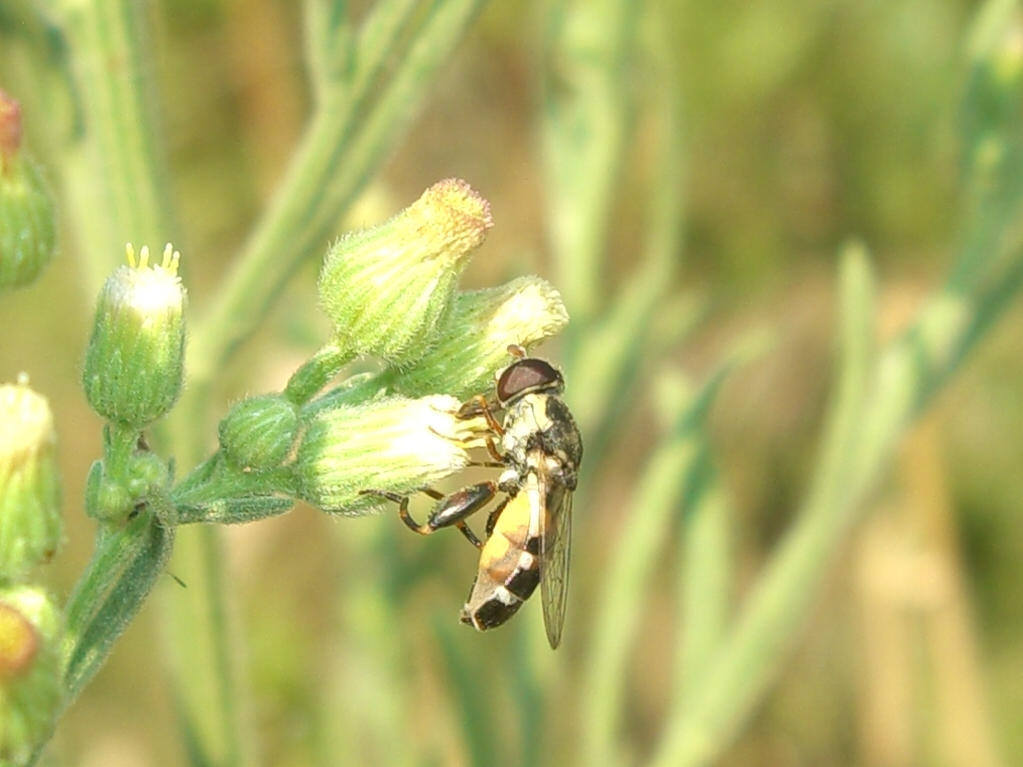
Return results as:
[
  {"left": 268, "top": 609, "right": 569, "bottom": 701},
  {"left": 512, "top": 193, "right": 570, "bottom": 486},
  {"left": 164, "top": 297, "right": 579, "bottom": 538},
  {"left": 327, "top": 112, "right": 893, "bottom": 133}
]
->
[
  {"left": 83, "top": 244, "right": 187, "bottom": 430},
  {"left": 219, "top": 394, "right": 299, "bottom": 471},
  {"left": 0, "top": 90, "right": 57, "bottom": 292},
  {"left": 84, "top": 459, "right": 130, "bottom": 523},
  {"left": 0, "top": 586, "right": 61, "bottom": 765},
  {"left": 318, "top": 178, "right": 493, "bottom": 365},
  {"left": 392, "top": 276, "right": 569, "bottom": 400},
  {"left": 295, "top": 394, "right": 479, "bottom": 514},
  {"left": 0, "top": 378, "right": 62, "bottom": 581}
]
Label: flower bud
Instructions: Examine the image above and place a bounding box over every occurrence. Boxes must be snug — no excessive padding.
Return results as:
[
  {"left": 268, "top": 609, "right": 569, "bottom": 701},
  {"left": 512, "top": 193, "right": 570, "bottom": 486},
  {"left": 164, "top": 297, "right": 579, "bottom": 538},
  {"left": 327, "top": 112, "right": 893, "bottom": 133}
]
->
[
  {"left": 83, "top": 244, "right": 187, "bottom": 430},
  {"left": 219, "top": 394, "right": 299, "bottom": 471},
  {"left": 0, "top": 586, "right": 61, "bottom": 765},
  {"left": 84, "top": 459, "right": 128, "bottom": 522},
  {"left": 295, "top": 394, "right": 479, "bottom": 514},
  {"left": 0, "top": 90, "right": 57, "bottom": 292},
  {"left": 392, "top": 276, "right": 569, "bottom": 401},
  {"left": 0, "top": 378, "right": 62, "bottom": 581},
  {"left": 318, "top": 178, "right": 492, "bottom": 365}
]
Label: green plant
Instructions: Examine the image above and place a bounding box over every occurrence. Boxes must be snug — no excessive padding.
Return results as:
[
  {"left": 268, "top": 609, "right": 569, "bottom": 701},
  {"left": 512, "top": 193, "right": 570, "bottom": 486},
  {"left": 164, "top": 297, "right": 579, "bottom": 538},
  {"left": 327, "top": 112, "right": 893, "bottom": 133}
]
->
[{"left": 1, "top": 0, "right": 1021, "bottom": 765}]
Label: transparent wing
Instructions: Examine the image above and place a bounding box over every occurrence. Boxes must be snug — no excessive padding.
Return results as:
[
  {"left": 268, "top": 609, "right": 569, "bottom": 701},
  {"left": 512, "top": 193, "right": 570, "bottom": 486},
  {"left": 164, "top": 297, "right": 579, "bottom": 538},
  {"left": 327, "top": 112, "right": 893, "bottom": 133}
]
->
[{"left": 539, "top": 476, "right": 573, "bottom": 650}]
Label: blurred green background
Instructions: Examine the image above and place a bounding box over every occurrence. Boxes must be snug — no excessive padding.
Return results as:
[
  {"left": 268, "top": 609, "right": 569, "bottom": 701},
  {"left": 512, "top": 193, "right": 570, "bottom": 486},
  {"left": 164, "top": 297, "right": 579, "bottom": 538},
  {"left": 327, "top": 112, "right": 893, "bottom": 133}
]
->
[{"left": 2, "top": 0, "right": 1023, "bottom": 765}]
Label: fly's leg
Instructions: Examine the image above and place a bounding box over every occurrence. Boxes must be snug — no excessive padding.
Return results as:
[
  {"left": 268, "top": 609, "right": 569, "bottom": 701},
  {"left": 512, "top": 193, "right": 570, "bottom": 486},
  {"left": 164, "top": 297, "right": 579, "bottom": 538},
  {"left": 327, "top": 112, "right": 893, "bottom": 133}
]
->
[
  {"left": 426, "top": 482, "right": 497, "bottom": 550},
  {"left": 484, "top": 436, "right": 504, "bottom": 463},
  {"left": 361, "top": 482, "right": 498, "bottom": 550},
  {"left": 361, "top": 490, "right": 433, "bottom": 535},
  {"left": 457, "top": 394, "right": 504, "bottom": 463},
  {"left": 485, "top": 496, "right": 510, "bottom": 537},
  {"left": 458, "top": 394, "right": 504, "bottom": 436},
  {"left": 455, "top": 521, "right": 483, "bottom": 549},
  {"left": 469, "top": 459, "right": 504, "bottom": 469},
  {"left": 422, "top": 483, "right": 486, "bottom": 548}
]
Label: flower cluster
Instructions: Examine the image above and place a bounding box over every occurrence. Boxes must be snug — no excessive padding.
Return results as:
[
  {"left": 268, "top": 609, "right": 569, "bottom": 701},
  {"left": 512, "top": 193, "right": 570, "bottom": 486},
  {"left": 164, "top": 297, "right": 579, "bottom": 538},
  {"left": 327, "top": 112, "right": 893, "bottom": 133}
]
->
[{"left": 203, "top": 179, "right": 569, "bottom": 518}]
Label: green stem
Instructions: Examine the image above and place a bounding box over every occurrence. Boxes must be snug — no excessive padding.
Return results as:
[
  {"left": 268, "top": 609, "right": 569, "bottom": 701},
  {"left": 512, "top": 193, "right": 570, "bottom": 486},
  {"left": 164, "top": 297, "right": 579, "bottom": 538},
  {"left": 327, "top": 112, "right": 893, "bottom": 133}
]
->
[
  {"left": 559, "top": 5, "right": 686, "bottom": 467},
  {"left": 49, "top": 0, "right": 176, "bottom": 297},
  {"left": 103, "top": 422, "right": 140, "bottom": 479},
  {"left": 160, "top": 450, "right": 300, "bottom": 762},
  {"left": 647, "top": 246, "right": 875, "bottom": 767},
  {"left": 316, "top": 523, "right": 416, "bottom": 766},
  {"left": 23, "top": 5, "right": 179, "bottom": 754},
  {"left": 676, "top": 459, "right": 731, "bottom": 702},
  {"left": 161, "top": 525, "right": 248, "bottom": 767},
  {"left": 579, "top": 368, "right": 730, "bottom": 767},
  {"left": 173, "top": 458, "right": 296, "bottom": 525},
  {"left": 23, "top": 508, "right": 172, "bottom": 765},
  {"left": 542, "top": 0, "right": 638, "bottom": 326}
]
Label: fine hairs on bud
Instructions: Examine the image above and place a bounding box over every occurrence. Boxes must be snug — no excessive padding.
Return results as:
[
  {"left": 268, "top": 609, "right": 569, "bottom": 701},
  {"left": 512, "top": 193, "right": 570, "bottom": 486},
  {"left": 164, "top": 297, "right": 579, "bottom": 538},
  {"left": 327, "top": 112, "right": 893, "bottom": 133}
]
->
[
  {"left": 82, "top": 243, "right": 187, "bottom": 430},
  {"left": 294, "top": 394, "right": 484, "bottom": 514},
  {"left": 317, "top": 179, "right": 493, "bottom": 366},
  {"left": 392, "top": 276, "right": 570, "bottom": 401},
  {"left": 219, "top": 394, "right": 300, "bottom": 471}
]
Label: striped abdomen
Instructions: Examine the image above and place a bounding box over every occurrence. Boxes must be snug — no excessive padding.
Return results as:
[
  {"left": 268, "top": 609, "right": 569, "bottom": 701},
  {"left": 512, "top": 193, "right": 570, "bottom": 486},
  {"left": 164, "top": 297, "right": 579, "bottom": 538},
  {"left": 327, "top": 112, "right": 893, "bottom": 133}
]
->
[{"left": 460, "top": 486, "right": 540, "bottom": 631}]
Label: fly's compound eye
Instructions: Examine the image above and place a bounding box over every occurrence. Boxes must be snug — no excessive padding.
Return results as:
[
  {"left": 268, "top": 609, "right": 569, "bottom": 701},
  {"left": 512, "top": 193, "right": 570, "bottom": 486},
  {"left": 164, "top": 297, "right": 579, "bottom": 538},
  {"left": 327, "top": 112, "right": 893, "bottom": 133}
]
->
[{"left": 496, "top": 358, "right": 563, "bottom": 405}]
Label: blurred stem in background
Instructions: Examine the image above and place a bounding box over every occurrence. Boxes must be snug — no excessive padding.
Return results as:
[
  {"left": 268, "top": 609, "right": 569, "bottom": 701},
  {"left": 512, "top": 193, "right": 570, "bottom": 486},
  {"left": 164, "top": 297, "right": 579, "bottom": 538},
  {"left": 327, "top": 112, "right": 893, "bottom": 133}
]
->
[
  {"left": 540, "top": 0, "right": 1022, "bottom": 764},
  {"left": 544, "top": 0, "right": 689, "bottom": 474},
  {"left": 541, "top": 0, "right": 635, "bottom": 330},
  {"left": 36, "top": 0, "right": 178, "bottom": 297}
]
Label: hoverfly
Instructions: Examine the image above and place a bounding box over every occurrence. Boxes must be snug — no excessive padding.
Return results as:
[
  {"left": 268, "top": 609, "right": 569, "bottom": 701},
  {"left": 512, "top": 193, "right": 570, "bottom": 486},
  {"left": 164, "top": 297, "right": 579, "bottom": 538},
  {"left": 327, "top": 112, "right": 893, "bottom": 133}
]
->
[{"left": 376, "top": 347, "right": 582, "bottom": 649}]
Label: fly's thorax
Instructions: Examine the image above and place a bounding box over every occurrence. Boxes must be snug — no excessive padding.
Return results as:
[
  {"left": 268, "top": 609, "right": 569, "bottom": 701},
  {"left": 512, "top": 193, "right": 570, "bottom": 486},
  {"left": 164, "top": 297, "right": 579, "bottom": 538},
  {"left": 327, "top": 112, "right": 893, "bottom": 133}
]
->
[
  {"left": 501, "top": 394, "right": 545, "bottom": 437},
  {"left": 539, "top": 396, "right": 582, "bottom": 472},
  {"left": 500, "top": 393, "right": 551, "bottom": 460},
  {"left": 499, "top": 392, "right": 582, "bottom": 488}
]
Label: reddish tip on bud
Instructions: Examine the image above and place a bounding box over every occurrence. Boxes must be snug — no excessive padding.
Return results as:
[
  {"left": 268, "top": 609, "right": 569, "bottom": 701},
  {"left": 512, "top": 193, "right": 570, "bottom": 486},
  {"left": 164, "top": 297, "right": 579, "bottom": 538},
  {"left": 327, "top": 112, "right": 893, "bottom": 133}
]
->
[
  {"left": 0, "top": 90, "right": 22, "bottom": 174},
  {"left": 407, "top": 178, "right": 493, "bottom": 258}
]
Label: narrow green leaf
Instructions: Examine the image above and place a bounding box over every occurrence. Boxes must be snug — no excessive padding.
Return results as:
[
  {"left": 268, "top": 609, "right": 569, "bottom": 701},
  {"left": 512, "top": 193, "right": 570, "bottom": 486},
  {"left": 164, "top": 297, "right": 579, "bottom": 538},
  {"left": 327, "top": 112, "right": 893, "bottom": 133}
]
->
[
  {"left": 648, "top": 243, "right": 878, "bottom": 767},
  {"left": 579, "top": 363, "right": 735, "bottom": 767},
  {"left": 675, "top": 456, "right": 731, "bottom": 703},
  {"left": 63, "top": 511, "right": 174, "bottom": 701},
  {"left": 175, "top": 496, "right": 294, "bottom": 525}
]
